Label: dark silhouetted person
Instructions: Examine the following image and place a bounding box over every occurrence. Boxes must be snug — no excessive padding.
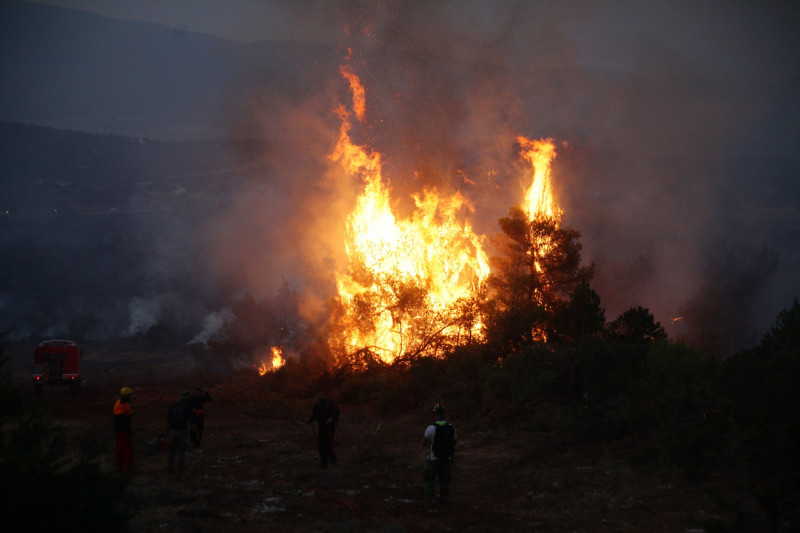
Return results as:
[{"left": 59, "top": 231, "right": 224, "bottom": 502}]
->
[
  {"left": 113, "top": 386, "right": 134, "bottom": 472},
  {"left": 308, "top": 391, "right": 339, "bottom": 468},
  {"left": 190, "top": 387, "right": 212, "bottom": 446},
  {"left": 422, "top": 403, "right": 457, "bottom": 510},
  {"left": 167, "top": 391, "right": 196, "bottom": 474}
]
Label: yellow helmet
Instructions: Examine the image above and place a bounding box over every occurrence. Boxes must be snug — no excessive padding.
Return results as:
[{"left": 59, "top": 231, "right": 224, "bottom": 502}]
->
[{"left": 120, "top": 386, "right": 133, "bottom": 396}]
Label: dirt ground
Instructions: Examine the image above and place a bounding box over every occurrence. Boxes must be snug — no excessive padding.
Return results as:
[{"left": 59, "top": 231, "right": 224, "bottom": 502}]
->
[{"left": 6, "top": 342, "right": 767, "bottom": 532}]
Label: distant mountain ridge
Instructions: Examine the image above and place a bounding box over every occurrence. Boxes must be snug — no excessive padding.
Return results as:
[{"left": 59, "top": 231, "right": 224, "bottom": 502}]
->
[
  {"left": 3, "top": 1, "right": 798, "bottom": 158},
  {"left": 0, "top": 1, "right": 337, "bottom": 140}
]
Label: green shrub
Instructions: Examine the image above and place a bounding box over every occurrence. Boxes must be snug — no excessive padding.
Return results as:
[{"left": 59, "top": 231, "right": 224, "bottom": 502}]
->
[
  {"left": 337, "top": 371, "right": 391, "bottom": 404},
  {"left": 632, "top": 342, "right": 726, "bottom": 475},
  {"left": 574, "top": 336, "right": 643, "bottom": 402},
  {"left": 724, "top": 300, "right": 800, "bottom": 464},
  {"left": 497, "top": 343, "right": 572, "bottom": 403}
]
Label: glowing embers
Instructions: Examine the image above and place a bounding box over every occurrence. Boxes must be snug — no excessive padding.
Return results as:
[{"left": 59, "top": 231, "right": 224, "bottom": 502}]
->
[{"left": 256, "top": 346, "right": 285, "bottom": 376}]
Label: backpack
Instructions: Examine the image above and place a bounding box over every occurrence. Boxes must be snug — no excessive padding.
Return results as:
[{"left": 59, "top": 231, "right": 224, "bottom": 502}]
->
[
  {"left": 432, "top": 423, "right": 455, "bottom": 459},
  {"left": 167, "top": 402, "right": 189, "bottom": 428}
]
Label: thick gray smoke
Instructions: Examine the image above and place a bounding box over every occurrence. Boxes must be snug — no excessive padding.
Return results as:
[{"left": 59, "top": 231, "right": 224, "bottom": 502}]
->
[
  {"left": 220, "top": 1, "right": 799, "bottom": 352},
  {"left": 2, "top": 1, "right": 798, "bottom": 357}
]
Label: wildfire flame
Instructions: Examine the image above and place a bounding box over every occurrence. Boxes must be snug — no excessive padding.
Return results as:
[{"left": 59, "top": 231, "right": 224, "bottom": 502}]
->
[
  {"left": 517, "top": 136, "right": 561, "bottom": 279},
  {"left": 256, "top": 346, "right": 285, "bottom": 376},
  {"left": 339, "top": 64, "right": 366, "bottom": 122},
  {"left": 328, "top": 65, "right": 563, "bottom": 364},
  {"left": 330, "top": 66, "right": 490, "bottom": 364},
  {"left": 518, "top": 136, "right": 561, "bottom": 222}
]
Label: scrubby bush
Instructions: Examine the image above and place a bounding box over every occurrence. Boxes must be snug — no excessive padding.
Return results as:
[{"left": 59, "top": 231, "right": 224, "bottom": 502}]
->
[
  {"left": 440, "top": 346, "right": 490, "bottom": 413},
  {"left": 568, "top": 336, "right": 646, "bottom": 441},
  {"left": 485, "top": 343, "right": 572, "bottom": 404},
  {"left": 723, "top": 299, "right": 800, "bottom": 472},
  {"left": 337, "top": 371, "right": 391, "bottom": 404},
  {"left": 587, "top": 341, "right": 725, "bottom": 476},
  {"left": 722, "top": 299, "right": 800, "bottom": 525},
  {"left": 573, "top": 336, "right": 642, "bottom": 404}
]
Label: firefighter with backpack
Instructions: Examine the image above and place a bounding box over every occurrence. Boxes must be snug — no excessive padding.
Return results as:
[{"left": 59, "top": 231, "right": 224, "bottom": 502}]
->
[
  {"left": 166, "top": 391, "right": 196, "bottom": 474},
  {"left": 422, "top": 403, "right": 457, "bottom": 510}
]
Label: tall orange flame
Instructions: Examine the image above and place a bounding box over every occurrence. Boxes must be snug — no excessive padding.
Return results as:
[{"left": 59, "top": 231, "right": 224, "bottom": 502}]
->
[
  {"left": 518, "top": 136, "right": 561, "bottom": 221},
  {"left": 330, "top": 67, "right": 489, "bottom": 364},
  {"left": 518, "top": 136, "right": 562, "bottom": 280},
  {"left": 328, "top": 65, "right": 564, "bottom": 363}
]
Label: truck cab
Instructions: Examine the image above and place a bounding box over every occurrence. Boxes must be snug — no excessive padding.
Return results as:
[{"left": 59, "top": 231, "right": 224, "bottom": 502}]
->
[{"left": 33, "top": 339, "right": 82, "bottom": 395}]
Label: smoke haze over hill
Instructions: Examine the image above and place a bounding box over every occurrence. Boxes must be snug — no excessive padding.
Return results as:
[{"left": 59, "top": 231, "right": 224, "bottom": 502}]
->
[{"left": 1, "top": 1, "right": 799, "bottom": 356}]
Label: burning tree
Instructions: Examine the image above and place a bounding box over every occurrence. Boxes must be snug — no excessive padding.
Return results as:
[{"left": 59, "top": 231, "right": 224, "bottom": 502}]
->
[
  {"left": 327, "top": 66, "right": 594, "bottom": 365},
  {"left": 484, "top": 139, "right": 593, "bottom": 354},
  {"left": 328, "top": 68, "right": 489, "bottom": 365}
]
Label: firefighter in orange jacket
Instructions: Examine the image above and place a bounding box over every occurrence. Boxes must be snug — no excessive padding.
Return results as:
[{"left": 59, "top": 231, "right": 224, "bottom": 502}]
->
[{"left": 113, "top": 386, "right": 134, "bottom": 472}]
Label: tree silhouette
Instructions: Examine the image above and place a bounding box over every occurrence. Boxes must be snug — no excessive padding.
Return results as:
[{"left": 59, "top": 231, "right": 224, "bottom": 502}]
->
[
  {"left": 485, "top": 207, "right": 593, "bottom": 354},
  {"left": 551, "top": 280, "right": 606, "bottom": 344},
  {"left": 605, "top": 306, "right": 667, "bottom": 345}
]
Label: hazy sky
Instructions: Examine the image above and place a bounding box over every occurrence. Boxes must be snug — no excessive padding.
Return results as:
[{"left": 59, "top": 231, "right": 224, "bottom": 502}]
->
[
  {"left": 26, "top": 0, "right": 800, "bottom": 82},
  {"left": 6, "top": 0, "right": 799, "bottom": 351}
]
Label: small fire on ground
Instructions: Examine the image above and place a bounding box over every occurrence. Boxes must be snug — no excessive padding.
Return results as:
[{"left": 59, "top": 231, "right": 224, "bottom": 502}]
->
[{"left": 256, "top": 346, "right": 285, "bottom": 376}]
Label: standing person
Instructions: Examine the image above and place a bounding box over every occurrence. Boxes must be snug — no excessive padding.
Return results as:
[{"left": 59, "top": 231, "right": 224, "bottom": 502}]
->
[
  {"left": 190, "top": 387, "right": 212, "bottom": 446},
  {"left": 422, "top": 403, "right": 457, "bottom": 510},
  {"left": 166, "top": 391, "right": 196, "bottom": 474},
  {"left": 113, "top": 386, "right": 134, "bottom": 472},
  {"left": 308, "top": 391, "right": 339, "bottom": 469}
]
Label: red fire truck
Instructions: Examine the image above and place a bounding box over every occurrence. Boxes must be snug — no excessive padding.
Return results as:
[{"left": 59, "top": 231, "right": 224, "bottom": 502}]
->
[{"left": 33, "top": 339, "right": 82, "bottom": 395}]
